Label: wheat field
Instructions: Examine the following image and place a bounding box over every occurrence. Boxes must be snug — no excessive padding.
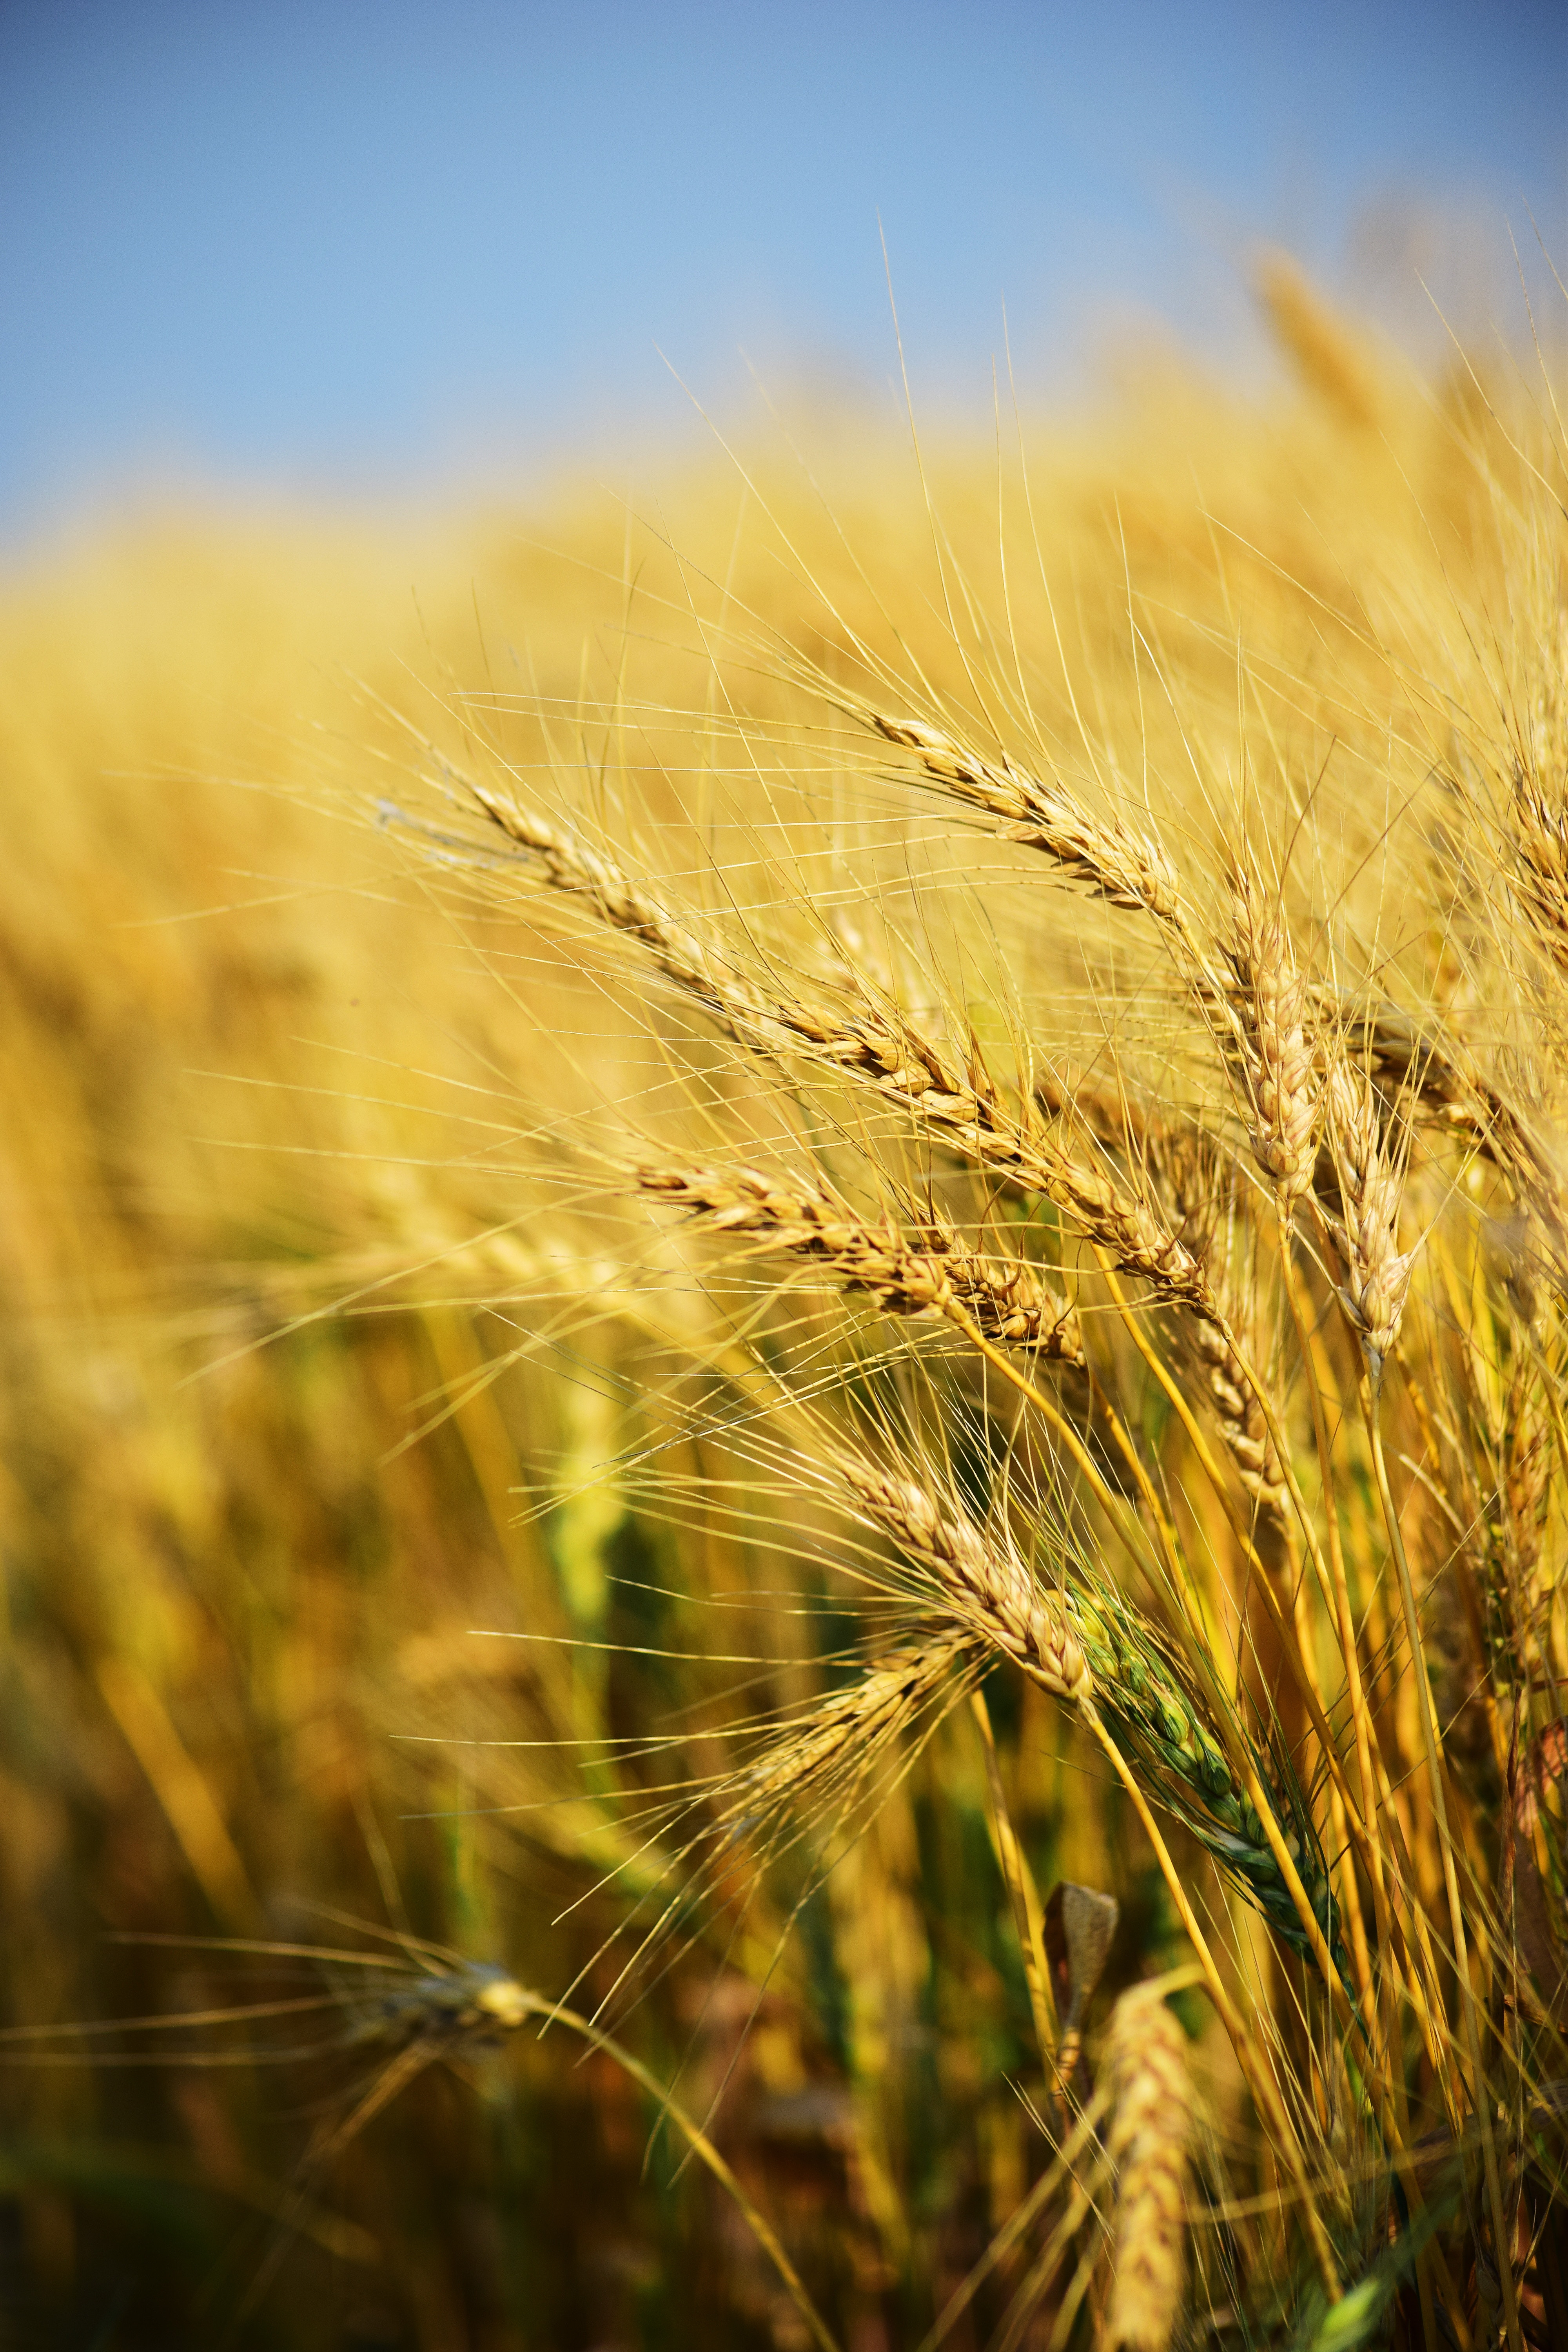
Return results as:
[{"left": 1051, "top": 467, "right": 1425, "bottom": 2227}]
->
[{"left": 1, "top": 261, "right": 1566, "bottom": 2351}]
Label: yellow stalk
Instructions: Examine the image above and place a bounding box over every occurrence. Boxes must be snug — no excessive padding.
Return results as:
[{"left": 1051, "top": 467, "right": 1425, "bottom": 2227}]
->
[
  {"left": 970, "top": 1687, "right": 1058, "bottom": 2076},
  {"left": 1277, "top": 1233, "right": 1395, "bottom": 2012}
]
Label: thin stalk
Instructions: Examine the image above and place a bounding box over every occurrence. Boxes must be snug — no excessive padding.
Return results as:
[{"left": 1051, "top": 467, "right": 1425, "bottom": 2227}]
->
[
  {"left": 1398, "top": 1368, "right": 1511, "bottom": 1786},
  {"left": 913, "top": 2091, "right": 1112, "bottom": 2352},
  {"left": 1085, "top": 1367, "right": 1185, "bottom": 1578},
  {"left": 1093, "top": 1250, "right": 1236, "bottom": 1502},
  {"left": 1324, "top": 1772, "right": 1377, "bottom": 2024},
  {"left": 1364, "top": 1378, "right": 1522, "bottom": 2352},
  {"left": 1362, "top": 1728, "right": 1450, "bottom": 2083},
  {"left": 971, "top": 1688, "right": 1057, "bottom": 2076},
  {"left": 1222, "top": 1305, "right": 1458, "bottom": 2077},
  {"left": 1281, "top": 1259, "right": 1438, "bottom": 2349}
]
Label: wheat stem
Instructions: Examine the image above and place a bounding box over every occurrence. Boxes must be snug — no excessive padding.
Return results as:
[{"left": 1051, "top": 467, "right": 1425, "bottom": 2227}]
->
[
  {"left": 970, "top": 1688, "right": 1057, "bottom": 2076},
  {"left": 1275, "top": 1223, "right": 1408, "bottom": 2062},
  {"left": 912, "top": 2089, "right": 1114, "bottom": 2352}
]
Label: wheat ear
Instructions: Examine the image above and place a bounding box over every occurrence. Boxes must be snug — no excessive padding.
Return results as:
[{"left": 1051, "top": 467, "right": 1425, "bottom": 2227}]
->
[
  {"left": 866, "top": 710, "right": 1189, "bottom": 936},
  {"left": 1103, "top": 1984, "right": 1194, "bottom": 2352},
  {"left": 715, "top": 1638, "right": 973, "bottom": 1837},
  {"left": 837, "top": 1460, "right": 1092, "bottom": 1699},
  {"left": 1325, "top": 1060, "right": 1414, "bottom": 1379},
  {"left": 1318, "top": 989, "right": 1561, "bottom": 1251},
  {"left": 636, "top": 1164, "right": 1083, "bottom": 1360},
  {"left": 457, "top": 769, "right": 1228, "bottom": 1329},
  {"left": 1223, "top": 861, "right": 1320, "bottom": 1206},
  {"left": 1074, "top": 1590, "right": 1340, "bottom": 1973}
]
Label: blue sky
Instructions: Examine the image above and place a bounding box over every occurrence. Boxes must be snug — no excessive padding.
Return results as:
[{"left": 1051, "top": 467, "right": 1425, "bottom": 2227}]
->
[{"left": 2, "top": 0, "right": 1564, "bottom": 548}]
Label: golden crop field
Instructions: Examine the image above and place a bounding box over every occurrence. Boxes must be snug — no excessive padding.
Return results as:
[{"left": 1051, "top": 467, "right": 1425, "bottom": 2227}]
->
[{"left": 2, "top": 262, "right": 1566, "bottom": 2352}]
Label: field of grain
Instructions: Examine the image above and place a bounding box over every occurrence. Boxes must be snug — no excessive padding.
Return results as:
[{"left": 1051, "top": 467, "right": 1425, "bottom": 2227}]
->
[{"left": 2, "top": 263, "right": 1565, "bottom": 2351}]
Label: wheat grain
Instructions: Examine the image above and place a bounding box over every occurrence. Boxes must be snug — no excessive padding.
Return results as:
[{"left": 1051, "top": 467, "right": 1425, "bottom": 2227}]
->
[
  {"left": 1103, "top": 1984, "right": 1195, "bottom": 2352},
  {"left": 1325, "top": 1058, "right": 1414, "bottom": 1377},
  {"left": 837, "top": 1459, "right": 1093, "bottom": 1699},
  {"left": 636, "top": 1163, "right": 1083, "bottom": 1359},
  {"left": 1223, "top": 860, "right": 1319, "bottom": 1206},
  {"left": 867, "top": 710, "right": 1188, "bottom": 934}
]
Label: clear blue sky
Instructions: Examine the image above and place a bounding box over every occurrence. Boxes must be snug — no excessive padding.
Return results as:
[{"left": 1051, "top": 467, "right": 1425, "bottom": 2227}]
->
[{"left": 3, "top": 0, "right": 1564, "bottom": 549}]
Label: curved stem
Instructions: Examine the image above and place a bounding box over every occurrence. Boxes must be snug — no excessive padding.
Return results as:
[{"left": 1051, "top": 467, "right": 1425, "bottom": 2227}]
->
[
  {"left": 971, "top": 1687, "right": 1056, "bottom": 2075},
  {"left": 1276, "top": 1228, "right": 1386, "bottom": 2006}
]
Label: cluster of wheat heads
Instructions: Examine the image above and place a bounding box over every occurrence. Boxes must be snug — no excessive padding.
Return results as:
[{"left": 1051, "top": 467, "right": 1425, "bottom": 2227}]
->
[{"left": 345, "top": 316, "right": 1568, "bottom": 2352}]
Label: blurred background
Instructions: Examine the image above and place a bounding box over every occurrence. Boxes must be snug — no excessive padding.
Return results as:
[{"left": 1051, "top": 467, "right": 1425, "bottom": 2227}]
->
[
  {"left": 0, "top": 5, "right": 1564, "bottom": 2348},
  {"left": 3, "top": 0, "right": 1565, "bottom": 551}
]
